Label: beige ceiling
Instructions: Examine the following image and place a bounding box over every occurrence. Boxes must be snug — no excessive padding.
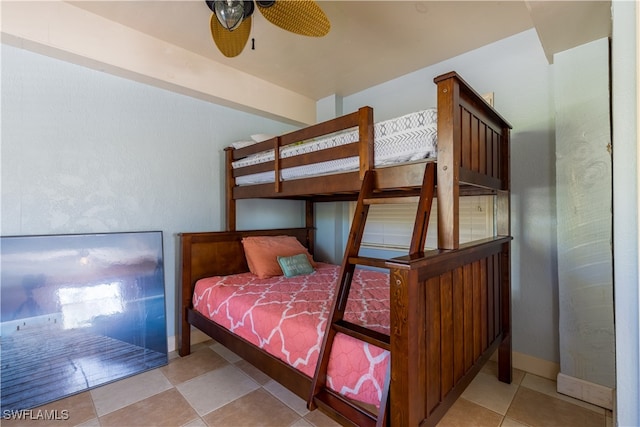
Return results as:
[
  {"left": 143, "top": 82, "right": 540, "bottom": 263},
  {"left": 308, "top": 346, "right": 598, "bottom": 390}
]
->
[
  {"left": 68, "top": 1, "right": 611, "bottom": 100},
  {"left": 1, "top": 1, "right": 611, "bottom": 124}
]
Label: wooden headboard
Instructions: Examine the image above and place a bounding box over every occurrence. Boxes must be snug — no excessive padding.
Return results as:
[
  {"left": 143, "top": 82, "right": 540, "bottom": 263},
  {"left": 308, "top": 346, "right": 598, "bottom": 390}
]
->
[{"left": 179, "top": 227, "right": 313, "bottom": 287}]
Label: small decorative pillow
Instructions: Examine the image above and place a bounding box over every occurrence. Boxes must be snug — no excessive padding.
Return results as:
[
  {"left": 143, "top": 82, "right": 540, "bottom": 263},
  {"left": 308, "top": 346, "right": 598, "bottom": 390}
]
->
[
  {"left": 277, "top": 254, "right": 315, "bottom": 278},
  {"left": 242, "top": 235, "right": 315, "bottom": 279}
]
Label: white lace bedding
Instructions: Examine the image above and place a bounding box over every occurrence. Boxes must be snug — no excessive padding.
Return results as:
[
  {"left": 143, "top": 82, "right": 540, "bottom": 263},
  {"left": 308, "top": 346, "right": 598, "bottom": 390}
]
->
[{"left": 232, "top": 109, "right": 438, "bottom": 185}]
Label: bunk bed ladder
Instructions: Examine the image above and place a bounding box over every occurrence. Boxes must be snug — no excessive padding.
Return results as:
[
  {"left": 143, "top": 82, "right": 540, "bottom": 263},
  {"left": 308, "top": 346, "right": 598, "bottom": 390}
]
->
[{"left": 309, "top": 163, "right": 436, "bottom": 427}]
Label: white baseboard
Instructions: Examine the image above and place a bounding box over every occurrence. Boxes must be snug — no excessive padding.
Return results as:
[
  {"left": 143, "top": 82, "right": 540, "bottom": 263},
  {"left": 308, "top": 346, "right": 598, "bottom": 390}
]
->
[
  {"left": 556, "top": 372, "right": 614, "bottom": 410},
  {"left": 491, "top": 349, "right": 560, "bottom": 380},
  {"left": 166, "top": 329, "right": 213, "bottom": 354},
  {"left": 490, "top": 350, "right": 615, "bottom": 410},
  {"left": 512, "top": 350, "right": 560, "bottom": 380}
]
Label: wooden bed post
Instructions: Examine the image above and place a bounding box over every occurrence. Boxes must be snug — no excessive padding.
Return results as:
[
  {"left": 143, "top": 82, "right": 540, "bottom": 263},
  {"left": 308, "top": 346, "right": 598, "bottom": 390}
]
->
[
  {"left": 497, "top": 127, "right": 512, "bottom": 383},
  {"left": 435, "top": 73, "right": 461, "bottom": 250},
  {"left": 389, "top": 267, "right": 426, "bottom": 426},
  {"left": 499, "top": 241, "right": 513, "bottom": 383},
  {"left": 274, "top": 136, "right": 282, "bottom": 194},
  {"left": 225, "top": 147, "right": 236, "bottom": 231},
  {"left": 306, "top": 200, "right": 315, "bottom": 256},
  {"left": 178, "top": 233, "right": 193, "bottom": 357},
  {"left": 358, "top": 106, "right": 374, "bottom": 180}
]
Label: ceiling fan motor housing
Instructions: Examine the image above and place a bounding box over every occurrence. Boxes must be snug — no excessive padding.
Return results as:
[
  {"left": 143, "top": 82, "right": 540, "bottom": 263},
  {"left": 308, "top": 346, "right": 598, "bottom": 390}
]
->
[{"left": 206, "top": 0, "right": 272, "bottom": 18}]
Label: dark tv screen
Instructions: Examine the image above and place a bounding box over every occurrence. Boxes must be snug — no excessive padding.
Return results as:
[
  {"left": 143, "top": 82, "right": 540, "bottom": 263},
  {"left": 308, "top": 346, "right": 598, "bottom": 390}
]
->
[{"left": 0, "top": 231, "right": 168, "bottom": 412}]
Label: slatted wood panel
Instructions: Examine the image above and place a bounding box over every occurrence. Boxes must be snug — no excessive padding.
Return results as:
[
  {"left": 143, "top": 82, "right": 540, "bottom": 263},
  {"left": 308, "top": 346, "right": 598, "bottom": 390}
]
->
[
  {"left": 424, "top": 252, "right": 502, "bottom": 416},
  {"left": 426, "top": 276, "right": 441, "bottom": 415},
  {"left": 459, "top": 105, "right": 505, "bottom": 182}
]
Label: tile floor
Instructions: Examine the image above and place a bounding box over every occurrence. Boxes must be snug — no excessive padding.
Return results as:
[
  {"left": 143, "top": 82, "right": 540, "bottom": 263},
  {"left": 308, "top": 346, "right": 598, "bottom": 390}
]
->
[{"left": 4, "top": 340, "right": 613, "bottom": 427}]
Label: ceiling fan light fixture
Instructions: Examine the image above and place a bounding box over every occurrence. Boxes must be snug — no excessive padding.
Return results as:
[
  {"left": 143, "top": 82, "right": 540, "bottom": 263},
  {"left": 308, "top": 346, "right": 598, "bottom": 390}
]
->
[{"left": 214, "top": 0, "right": 246, "bottom": 31}]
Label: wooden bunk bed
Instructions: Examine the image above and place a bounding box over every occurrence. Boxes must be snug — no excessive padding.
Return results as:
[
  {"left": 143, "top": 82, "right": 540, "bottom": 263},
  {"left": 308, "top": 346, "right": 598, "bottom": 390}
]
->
[{"left": 178, "top": 71, "right": 512, "bottom": 426}]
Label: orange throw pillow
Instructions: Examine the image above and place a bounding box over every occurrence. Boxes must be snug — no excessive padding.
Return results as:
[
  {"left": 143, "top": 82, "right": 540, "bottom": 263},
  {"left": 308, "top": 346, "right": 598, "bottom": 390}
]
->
[{"left": 242, "top": 235, "right": 315, "bottom": 279}]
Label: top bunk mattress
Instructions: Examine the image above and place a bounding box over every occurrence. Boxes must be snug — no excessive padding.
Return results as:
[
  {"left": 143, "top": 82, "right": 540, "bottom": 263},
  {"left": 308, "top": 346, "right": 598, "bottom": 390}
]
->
[{"left": 232, "top": 108, "right": 437, "bottom": 185}]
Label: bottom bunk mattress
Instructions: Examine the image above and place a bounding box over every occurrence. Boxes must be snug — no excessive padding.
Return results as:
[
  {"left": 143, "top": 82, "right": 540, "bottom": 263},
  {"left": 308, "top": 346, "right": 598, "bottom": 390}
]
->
[{"left": 192, "top": 262, "right": 390, "bottom": 408}]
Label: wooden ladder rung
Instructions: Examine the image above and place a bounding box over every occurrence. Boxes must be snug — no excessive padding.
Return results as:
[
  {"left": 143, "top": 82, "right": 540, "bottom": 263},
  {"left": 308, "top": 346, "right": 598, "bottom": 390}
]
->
[
  {"left": 313, "top": 389, "right": 377, "bottom": 427},
  {"left": 348, "top": 256, "right": 388, "bottom": 269},
  {"left": 333, "top": 320, "right": 391, "bottom": 351},
  {"left": 364, "top": 195, "right": 420, "bottom": 205}
]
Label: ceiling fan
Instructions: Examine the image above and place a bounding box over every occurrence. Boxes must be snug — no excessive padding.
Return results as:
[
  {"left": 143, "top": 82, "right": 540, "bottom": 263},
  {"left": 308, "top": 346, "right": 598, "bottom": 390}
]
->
[{"left": 205, "top": 0, "right": 330, "bottom": 58}]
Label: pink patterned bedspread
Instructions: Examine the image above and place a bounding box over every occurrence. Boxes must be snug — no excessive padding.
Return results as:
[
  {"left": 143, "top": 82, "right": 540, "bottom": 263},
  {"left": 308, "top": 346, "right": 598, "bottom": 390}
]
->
[{"left": 192, "top": 262, "right": 390, "bottom": 408}]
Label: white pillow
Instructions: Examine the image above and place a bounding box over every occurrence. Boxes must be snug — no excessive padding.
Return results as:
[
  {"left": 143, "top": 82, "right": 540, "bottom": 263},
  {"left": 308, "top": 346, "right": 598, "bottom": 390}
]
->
[
  {"left": 251, "top": 133, "right": 275, "bottom": 142},
  {"left": 230, "top": 140, "right": 257, "bottom": 149}
]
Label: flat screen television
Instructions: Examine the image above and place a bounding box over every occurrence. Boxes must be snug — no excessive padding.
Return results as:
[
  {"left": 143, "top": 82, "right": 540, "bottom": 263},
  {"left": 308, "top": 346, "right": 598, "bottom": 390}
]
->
[{"left": 0, "top": 231, "right": 168, "bottom": 412}]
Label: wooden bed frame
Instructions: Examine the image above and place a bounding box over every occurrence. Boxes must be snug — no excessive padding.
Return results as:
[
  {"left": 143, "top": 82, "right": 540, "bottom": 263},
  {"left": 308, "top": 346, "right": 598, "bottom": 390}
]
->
[{"left": 178, "top": 72, "right": 512, "bottom": 426}]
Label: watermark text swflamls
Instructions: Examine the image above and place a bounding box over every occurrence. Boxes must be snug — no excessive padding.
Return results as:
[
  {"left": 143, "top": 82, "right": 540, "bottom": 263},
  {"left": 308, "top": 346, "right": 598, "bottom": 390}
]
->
[{"left": 2, "top": 409, "right": 70, "bottom": 421}]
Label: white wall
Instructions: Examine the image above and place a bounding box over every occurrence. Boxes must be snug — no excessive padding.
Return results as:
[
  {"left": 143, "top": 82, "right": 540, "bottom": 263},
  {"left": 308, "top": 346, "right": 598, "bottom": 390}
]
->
[
  {"left": 554, "top": 38, "right": 615, "bottom": 393},
  {"left": 611, "top": 1, "right": 639, "bottom": 425},
  {"left": 0, "top": 44, "right": 301, "bottom": 341}
]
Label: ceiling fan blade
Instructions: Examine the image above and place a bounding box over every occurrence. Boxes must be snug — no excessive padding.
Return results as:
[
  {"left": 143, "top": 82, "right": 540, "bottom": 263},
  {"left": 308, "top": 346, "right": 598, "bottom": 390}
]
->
[
  {"left": 256, "top": 1, "right": 330, "bottom": 37},
  {"left": 210, "top": 13, "right": 252, "bottom": 58}
]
